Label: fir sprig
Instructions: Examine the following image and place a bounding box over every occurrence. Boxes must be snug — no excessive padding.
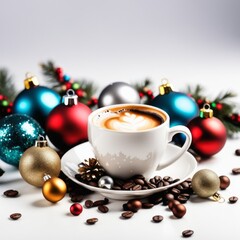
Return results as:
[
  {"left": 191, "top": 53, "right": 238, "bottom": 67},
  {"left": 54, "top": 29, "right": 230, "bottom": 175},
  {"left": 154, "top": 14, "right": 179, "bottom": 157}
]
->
[
  {"left": 0, "top": 68, "right": 16, "bottom": 101},
  {"left": 40, "top": 61, "right": 98, "bottom": 107},
  {"left": 185, "top": 84, "right": 240, "bottom": 136}
]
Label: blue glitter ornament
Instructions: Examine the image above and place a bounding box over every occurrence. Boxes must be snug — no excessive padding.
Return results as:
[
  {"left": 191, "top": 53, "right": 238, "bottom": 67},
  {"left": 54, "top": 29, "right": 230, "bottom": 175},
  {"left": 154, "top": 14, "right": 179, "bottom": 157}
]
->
[
  {"left": 150, "top": 79, "right": 199, "bottom": 127},
  {"left": 13, "top": 73, "right": 61, "bottom": 128},
  {"left": 0, "top": 114, "right": 45, "bottom": 167}
]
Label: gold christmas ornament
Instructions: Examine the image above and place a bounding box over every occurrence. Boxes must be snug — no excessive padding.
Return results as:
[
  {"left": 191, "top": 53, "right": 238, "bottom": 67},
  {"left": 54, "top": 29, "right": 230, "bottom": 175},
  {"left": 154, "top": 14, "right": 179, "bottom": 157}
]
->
[
  {"left": 192, "top": 169, "right": 221, "bottom": 200},
  {"left": 19, "top": 135, "right": 61, "bottom": 187},
  {"left": 42, "top": 175, "right": 67, "bottom": 203}
]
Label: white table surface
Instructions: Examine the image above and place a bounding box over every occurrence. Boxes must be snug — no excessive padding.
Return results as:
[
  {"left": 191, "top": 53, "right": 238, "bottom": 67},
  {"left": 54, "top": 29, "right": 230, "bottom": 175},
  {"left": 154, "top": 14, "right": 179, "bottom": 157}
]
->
[{"left": 1, "top": 136, "right": 240, "bottom": 240}]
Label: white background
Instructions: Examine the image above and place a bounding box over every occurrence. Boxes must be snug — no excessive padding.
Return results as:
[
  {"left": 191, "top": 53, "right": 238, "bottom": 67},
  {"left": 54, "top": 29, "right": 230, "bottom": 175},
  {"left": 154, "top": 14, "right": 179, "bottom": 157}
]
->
[
  {"left": 0, "top": 0, "right": 240, "bottom": 98},
  {"left": 1, "top": 1, "right": 240, "bottom": 239}
]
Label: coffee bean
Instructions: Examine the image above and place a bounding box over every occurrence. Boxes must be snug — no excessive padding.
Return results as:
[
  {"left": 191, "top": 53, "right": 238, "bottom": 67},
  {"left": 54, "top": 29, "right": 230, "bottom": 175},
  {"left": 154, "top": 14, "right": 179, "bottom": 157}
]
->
[
  {"left": 152, "top": 215, "right": 163, "bottom": 223},
  {"left": 219, "top": 175, "right": 230, "bottom": 190},
  {"left": 85, "top": 200, "right": 93, "bottom": 208},
  {"left": 170, "top": 188, "right": 181, "bottom": 196},
  {"left": 182, "top": 229, "right": 194, "bottom": 238},
  {"left": 93, "top": 200, "right": 106, "bottom": 207},
  {"left": 142, "top": 203, "right": 154, "bottom": 209},
  {"left": 235, "top": 149, "right": 240, "bottom": 156},
  {"left": 86, "top": 218, "right": 98, "bottom": 225},
  {"left": 127, "top": 199, "right": 142, "bottom": 212},
  {"left": 172, "top": 203, "right": 186, "bottom": 218},
  {"left": 134, "top": 178, "right": 145, "bottom": 186},
  {"left": 122, "top": 203, "right": 129, "bottom": 211},
  {"left": 168, "top": 199, "right": 180, "bottom": 210},
  {"left": 232, "top": 168, "right": 240, "bottom": 174},
  {"left": 122, "top": 181, "right": 135, "bottom": 190},
  {"left": 4, "top": 189, "right": 19, "bottom": 198},
  {"left": 146, "top": 182, "right": 156, "bottom": 189},
  {"left": 229, "top": 196, "right": 238, "bottom": 203},
  {"left": 177, "top": 194, "right": 188, "bottom": 204},
  {"left": 132, "top": 184, "right": 142, "bottom": 191},
  {"left": 163, "top": 176, "right": 173, "bottom": 182},
  {"left": 162, "top": 193, "right": 174, "bottom": 205},
  {"left": 148, "top": 193, "right": 163, "bottom": 204},
  {"left": 10, "top": 213, "right": 22, "bottom": 220},
  {"left": 71, "top": 195, "right": 83, "bottom": 202},
  {"left": 121, "top": 211, "right": 134, "bottom": 219},
  {"left": 98, "top": 205, "right": 109, "bottom": 213}
]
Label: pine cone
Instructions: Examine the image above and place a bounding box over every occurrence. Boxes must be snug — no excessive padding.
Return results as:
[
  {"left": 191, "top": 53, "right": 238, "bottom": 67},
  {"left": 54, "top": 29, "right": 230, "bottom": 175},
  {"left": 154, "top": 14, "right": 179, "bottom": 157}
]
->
[{"left": 77, "top": 158, "right": 106, "bottom": 182}]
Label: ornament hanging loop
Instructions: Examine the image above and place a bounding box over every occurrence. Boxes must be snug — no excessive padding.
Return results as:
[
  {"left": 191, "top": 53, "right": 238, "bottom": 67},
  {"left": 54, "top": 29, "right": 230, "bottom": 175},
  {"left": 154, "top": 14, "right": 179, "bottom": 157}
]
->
[
  {"left": 35, "top": 135, "right": 48, "bottom": 147},
  {"left": 159, "top": 78, "right": 172, "bottom": 95},
  {"left": 63, "top": 89, "right": 78, "bottom": 106},
  {"left": 24, "top": 72, "right": 39, "bottom": 89},
  {"left": 200, "top": 103, "right": 213, "bottom": 118},
  {"left": 210, "top": 192, "right": 225, "bottom": 203}
]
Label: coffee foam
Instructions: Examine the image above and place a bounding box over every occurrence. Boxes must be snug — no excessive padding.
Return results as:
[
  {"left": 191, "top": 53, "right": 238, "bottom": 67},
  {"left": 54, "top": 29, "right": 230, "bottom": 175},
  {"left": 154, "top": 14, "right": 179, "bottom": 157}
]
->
[{"left": 94, "top": 108, "right": 164, "bottom": 132}]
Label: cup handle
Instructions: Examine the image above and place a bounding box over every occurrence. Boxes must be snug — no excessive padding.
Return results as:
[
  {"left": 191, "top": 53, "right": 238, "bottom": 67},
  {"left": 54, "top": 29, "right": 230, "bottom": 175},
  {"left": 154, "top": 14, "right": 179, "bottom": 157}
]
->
[{"left": 157, "top": 125, "right": 192, "bottom": 170}]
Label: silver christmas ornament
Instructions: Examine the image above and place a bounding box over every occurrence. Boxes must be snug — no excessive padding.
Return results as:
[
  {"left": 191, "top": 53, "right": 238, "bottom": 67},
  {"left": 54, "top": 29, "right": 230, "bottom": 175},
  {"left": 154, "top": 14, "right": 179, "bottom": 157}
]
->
[
  {"left": 98, "top": 82, "right": 140, "bottom": 108},
  {"left": 98, "top": 176, "right": 114, "bottom": 189}
]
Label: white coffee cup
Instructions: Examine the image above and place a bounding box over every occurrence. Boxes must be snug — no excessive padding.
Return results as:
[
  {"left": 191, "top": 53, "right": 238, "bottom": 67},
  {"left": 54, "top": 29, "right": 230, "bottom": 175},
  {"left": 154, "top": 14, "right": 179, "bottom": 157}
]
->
[{"left": 88, "top": 104, "right": 192, "bottom": 179}]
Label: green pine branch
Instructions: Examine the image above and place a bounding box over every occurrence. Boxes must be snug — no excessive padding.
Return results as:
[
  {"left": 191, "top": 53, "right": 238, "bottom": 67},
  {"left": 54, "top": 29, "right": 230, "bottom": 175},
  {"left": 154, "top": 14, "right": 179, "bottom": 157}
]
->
[
  {"left": 185, "top": 84, "right": 240, "bottom": 136},
  {"left": 0, "top": 68, "right": 16, "bottom": 101}
]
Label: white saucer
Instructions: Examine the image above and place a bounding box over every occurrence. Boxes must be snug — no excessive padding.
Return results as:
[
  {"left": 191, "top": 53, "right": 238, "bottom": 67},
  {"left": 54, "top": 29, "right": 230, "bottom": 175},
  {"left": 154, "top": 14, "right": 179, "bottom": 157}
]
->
[{"left": 61, "top": 142, "right": 197, "bottom": 200}]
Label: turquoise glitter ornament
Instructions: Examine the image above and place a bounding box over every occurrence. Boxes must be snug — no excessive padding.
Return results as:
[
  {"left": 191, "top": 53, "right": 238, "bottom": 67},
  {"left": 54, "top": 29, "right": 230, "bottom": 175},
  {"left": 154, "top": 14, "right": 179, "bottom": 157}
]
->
[
  {"left": 0, "top": 114, "right": 45, "bottom": 167},
  {"left": 150, "top": 79, "right": 199, "bottom": 127},
  {"left": 13, "top": 73, "right": 61, "bottom": 128}
]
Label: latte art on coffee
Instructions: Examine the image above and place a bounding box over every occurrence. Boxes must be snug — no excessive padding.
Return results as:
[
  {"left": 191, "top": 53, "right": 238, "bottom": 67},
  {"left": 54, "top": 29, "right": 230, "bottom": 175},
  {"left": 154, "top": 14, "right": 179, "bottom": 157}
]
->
[
  {"left": 105, "top": 112, "right": 160, "bottom": 131},
  {"left": 96, "top": 108, "right": 164, "bottom": 132}
]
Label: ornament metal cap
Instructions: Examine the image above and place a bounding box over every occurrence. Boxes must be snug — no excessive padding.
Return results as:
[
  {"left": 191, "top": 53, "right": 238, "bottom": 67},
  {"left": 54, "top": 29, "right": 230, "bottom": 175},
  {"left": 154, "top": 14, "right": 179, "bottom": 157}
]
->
[
  {"left": 35, "top": 135, "right": 48, "bottom": 147},
  {"left": 159, "top": 78, "right": 172, "bottom": 95},
  {"left": 43, "top": 173, "right": 51, "bottom": 182},
  {"left": 63, "top": 89, "right": 78, "bottom": 106},
  {"left": 24, "top": 72, "right": 39, "bottom": 89},
  {"left": 200, "top": 103, "right": 213, "bottom": 118}
]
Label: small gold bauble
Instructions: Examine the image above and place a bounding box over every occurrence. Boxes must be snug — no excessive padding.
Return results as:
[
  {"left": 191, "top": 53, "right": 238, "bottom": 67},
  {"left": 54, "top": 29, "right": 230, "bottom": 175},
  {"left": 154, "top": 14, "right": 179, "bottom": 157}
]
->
[
  {"left": 192, "top": 169, "right": 220, "bottom": 198},
  {"left": 19, "top": 137, "right": 61, "bottom": 187},
  {"left": 42, "top": 176, "right": 67, "bottom": 203}
]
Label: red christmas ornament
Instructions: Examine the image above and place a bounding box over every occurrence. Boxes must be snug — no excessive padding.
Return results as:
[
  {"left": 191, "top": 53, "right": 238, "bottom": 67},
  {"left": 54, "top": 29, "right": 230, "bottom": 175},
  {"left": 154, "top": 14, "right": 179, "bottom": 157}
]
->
[
  {"left": 45, "top": 89, "right": 92, "bottom": 152},
  {"left": 70, "top": 203, "right": 83, "bottom": 216},
  {"left": 187, "top": 104, "right": 227, "bottom": 158}
]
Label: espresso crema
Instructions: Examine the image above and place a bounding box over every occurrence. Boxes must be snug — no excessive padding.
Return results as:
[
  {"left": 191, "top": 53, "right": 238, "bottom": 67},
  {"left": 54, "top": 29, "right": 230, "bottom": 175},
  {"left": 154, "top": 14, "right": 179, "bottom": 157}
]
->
[{"left": 94, "top": 107, "right": 165, "bottom": 132}]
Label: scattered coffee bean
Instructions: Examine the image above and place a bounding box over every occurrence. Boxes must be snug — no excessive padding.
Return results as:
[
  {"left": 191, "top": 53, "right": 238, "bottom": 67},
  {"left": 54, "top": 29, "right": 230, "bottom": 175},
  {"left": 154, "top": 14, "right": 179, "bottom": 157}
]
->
[
  {"left": 177, "top": 194, "right": 188, "bottom": 204},
  {"left": 142, "top": 203, "right": 154, "bottom": 209},
  {"left": 148, "top": 193, "right": 163, "bottom": 205},
  {"left": 172, "top": 203, "right": 186, "bottom": 218},
  {"left": 182, "top": 229, "right": 194, "bottom": 238},
  {"left": 4, "top": 189, "right": 19, "bottom": 198},
  {"left": 93, "top": 199, "right": 106, "bottom": 207},
  {"left": 71, "top": 195, "right": 83, "bottom": 202},
  {"left": 98, "top": 205, "right": 109, "bottom": 213},
  {"left": 235, "top": 149, "right": 240, "bottom": 156},
  {"left": 85, "top": 199, "right": 93, "bottom": 208},
  {"left": 127, "top": 199, "right": 142, "bottom": 212},
  {"left": 152, "top": 215, "right": 163, "bottom": 223},
  {"left": 229, "top": 196, "right": 238, "bottom": 203},
  {"left": 232, "top": 168, "right": 240, "bottom": 175},
  {"left": 168, "top": 199, "right": 180, "bottom": 210},
  {"left": 121, "top": 211, "right": 134, "bottom": 219},
  {"left": 122, "top": 203, "right": 129, "bottom": 211},
  {"left": 162, "top": 193, "right": 174, "bottom": 205},
  {"left": 86, "top": 218, "right": 98, "bottom": 225},
  {"left": 10, "top": 213, "right": 22, "bottom": 220},
  {"left": 219, "top": 175, "right": 230, "bottom": 190}
]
